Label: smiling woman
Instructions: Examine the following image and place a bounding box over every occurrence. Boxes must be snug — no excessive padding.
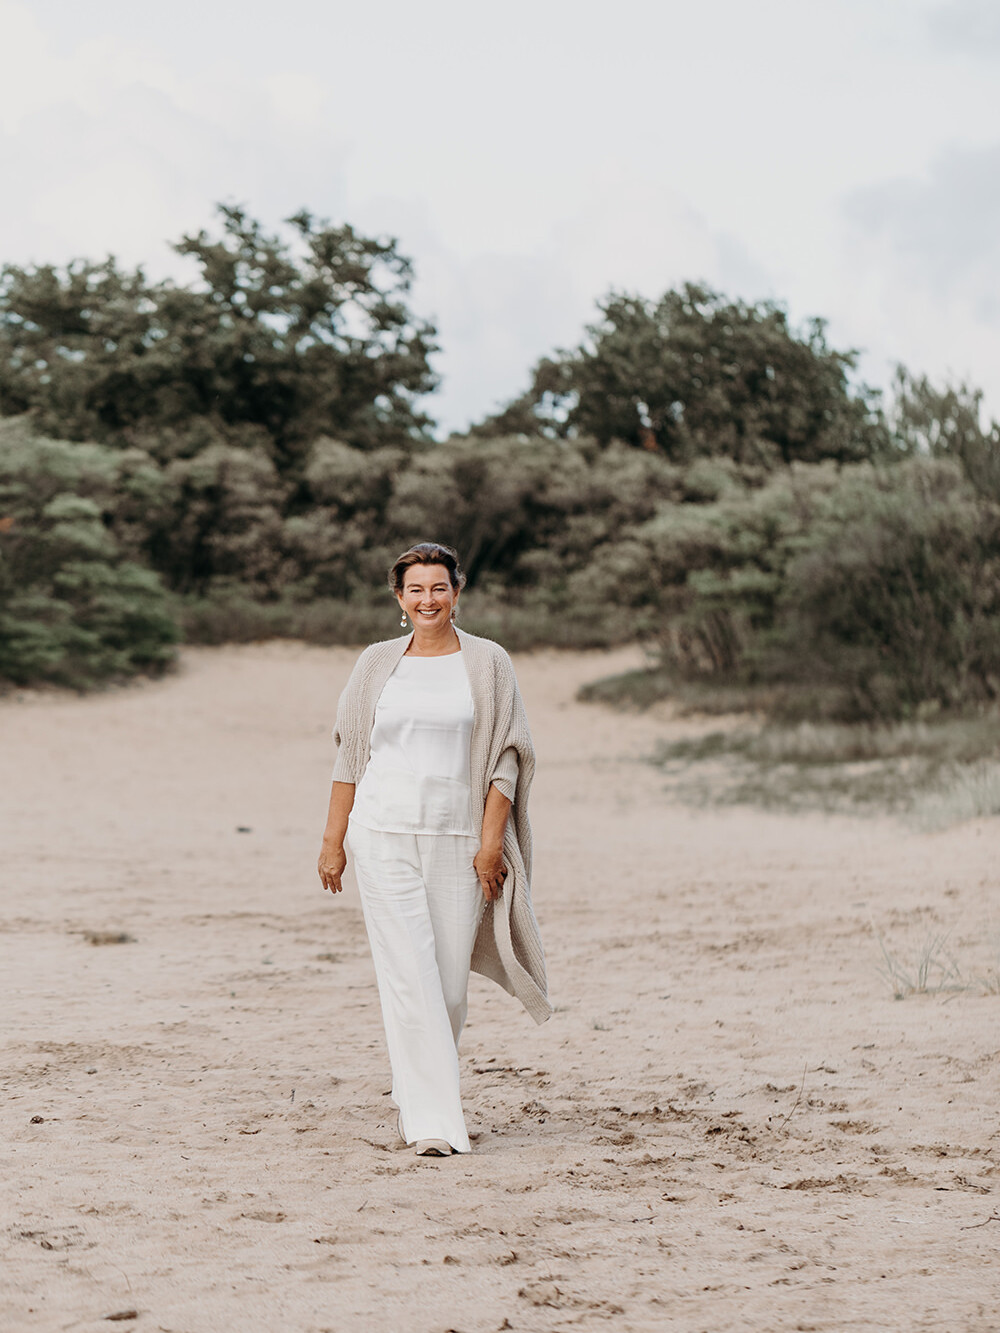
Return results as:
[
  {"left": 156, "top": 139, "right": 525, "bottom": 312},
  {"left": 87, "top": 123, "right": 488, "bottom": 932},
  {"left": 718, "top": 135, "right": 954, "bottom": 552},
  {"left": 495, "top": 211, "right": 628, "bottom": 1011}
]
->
[
  {"left": 316, "top": 541, "right": 550, "bottom": 1158},
  {"left": 392, "top": 544, "right": 465, "bottom": 633}
]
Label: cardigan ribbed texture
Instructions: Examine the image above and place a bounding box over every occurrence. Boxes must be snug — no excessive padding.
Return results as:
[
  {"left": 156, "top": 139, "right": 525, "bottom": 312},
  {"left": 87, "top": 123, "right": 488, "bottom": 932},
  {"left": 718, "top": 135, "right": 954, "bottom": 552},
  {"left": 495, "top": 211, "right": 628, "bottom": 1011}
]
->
[{"left": 332, "top": 627, "right": 552, "bottom": 1024}]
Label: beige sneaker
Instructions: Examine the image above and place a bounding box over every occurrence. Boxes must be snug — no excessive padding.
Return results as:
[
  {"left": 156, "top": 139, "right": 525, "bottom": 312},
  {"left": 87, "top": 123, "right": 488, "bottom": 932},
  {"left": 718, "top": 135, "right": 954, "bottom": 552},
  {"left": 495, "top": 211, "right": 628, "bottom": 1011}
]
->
[{"left": 415, "top": 1139, "right": 453, "bottom": 1157}]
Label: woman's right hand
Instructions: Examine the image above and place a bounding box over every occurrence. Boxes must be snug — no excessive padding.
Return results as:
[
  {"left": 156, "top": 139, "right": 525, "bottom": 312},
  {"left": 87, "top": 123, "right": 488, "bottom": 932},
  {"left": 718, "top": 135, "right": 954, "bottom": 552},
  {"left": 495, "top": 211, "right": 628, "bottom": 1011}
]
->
[{"left": 318, "top": 843, "right": 347, "bottom": 895}]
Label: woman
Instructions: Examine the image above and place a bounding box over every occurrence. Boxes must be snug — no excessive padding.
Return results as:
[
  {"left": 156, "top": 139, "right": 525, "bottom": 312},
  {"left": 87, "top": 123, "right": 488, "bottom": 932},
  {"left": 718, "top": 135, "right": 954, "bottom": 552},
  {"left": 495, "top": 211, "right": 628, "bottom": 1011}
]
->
[{"left": 317, "top": 542, "right": 550, "bottom": 1158}]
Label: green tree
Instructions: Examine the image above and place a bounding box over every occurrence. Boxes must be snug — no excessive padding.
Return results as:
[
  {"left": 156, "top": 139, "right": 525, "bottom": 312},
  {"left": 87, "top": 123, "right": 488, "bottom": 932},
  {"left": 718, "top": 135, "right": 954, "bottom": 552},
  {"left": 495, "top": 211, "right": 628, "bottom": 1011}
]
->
[
  {"left": 482, "top": 283, "right": 888, "bottom": 466},
  {"left": 890, "top": 367, "right": 1000, "bottom": 502},
  {"left": 0, "top": 420, "right": 178, "bottom": 687},
  {"left": 0, "top": 205, "right": 438, "bottom": 467}
]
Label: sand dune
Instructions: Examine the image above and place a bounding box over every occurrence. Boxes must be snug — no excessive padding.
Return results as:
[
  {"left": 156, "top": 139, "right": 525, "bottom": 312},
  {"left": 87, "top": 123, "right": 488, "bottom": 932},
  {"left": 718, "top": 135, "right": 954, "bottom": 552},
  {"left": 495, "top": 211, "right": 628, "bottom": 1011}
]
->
[{"left": 2, "top": 642, "right": 999, "bottom": 1332}]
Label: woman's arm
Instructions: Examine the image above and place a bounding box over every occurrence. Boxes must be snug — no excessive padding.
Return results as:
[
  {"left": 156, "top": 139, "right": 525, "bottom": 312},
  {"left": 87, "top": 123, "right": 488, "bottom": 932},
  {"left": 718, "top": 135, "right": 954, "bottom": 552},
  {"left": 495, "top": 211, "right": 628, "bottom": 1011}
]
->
[
  {"left": 317, "top": 781, "right": 355, "bottom": 894},
  {"left": 473, "top": 782, "right": 512, "bottom": 903}
]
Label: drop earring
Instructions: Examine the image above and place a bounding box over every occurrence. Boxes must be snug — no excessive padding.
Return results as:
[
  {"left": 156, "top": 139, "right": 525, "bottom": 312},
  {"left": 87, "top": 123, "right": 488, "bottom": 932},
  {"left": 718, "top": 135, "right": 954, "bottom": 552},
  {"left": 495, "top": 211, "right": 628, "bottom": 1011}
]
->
[{"left": 400, "top": 611, "right": 407, "bottom": 628}]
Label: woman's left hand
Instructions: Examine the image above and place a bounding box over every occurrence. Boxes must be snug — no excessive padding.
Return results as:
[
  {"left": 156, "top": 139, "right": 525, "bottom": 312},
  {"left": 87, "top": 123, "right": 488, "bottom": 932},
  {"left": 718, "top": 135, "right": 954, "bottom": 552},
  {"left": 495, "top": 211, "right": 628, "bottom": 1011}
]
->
[{"left": 474, "top": 844, "right": 508, "bottom": 903}]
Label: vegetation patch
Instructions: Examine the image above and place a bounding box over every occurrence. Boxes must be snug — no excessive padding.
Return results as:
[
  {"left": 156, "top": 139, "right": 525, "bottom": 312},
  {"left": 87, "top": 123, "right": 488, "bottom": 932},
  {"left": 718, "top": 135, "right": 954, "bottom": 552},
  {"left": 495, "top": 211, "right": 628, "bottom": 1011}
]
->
[
  {"left": 2, "top": 206, "right": 1000, "bottom": 714},
  {"left": 874, "top": 930, "right": 1000, "bottom": 999},
  {"left": 643, "top": 712, "right": 1000, "bottom": 822}
]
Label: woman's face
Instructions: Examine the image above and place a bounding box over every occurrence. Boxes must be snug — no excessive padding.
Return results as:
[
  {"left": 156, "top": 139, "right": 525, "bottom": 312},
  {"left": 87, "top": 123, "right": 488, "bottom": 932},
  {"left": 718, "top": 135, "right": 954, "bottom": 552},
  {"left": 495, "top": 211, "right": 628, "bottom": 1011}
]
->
[{"left": 396, "top": 563, "right": 459, "bottom": 629}]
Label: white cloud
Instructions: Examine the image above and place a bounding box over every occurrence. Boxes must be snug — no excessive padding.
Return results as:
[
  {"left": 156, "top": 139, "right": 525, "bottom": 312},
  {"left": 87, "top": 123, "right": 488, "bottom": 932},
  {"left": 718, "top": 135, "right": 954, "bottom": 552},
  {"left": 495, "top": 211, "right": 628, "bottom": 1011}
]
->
[
  {"left": 840, "top": 143, "right": 1000, "bottom": 415},
  {"left": 263, "top": 72, "right": 330, "bottom": 126},
  {"left": 927, "top": 0, "right": 1000, "bottom": 55},
  {"left": 376, "top": 176, "right": 744, "bottom": 431},
  {"left": 847, "top": 144, "right": 1000, "bottom": 320},
  {"left": 0, "top": 3, "right": 349, "bottom": 277},
  {"left": 2, "top": 0, "right": 1000, "bottom": 429}
]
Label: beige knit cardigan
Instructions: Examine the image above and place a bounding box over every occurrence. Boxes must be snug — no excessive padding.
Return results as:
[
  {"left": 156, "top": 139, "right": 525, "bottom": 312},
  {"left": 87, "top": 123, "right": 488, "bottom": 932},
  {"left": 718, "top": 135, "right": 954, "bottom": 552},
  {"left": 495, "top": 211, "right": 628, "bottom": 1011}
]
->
[{"left": 331, "top": 626, "right": 552, "bottom": 1024}]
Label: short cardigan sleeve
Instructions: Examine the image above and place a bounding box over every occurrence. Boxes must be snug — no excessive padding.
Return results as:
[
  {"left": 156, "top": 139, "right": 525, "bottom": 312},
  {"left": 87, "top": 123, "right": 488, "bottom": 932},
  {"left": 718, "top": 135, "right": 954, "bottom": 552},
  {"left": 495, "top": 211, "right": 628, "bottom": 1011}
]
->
[
  {"left": 330, "top": 646, "right": 376, "bottom": 785},
  {"left": 486, "top": 651, "right": 532, "bottom": 803},
  {"left": 490, "top": 746, "right": 519, "bottom": 803}
]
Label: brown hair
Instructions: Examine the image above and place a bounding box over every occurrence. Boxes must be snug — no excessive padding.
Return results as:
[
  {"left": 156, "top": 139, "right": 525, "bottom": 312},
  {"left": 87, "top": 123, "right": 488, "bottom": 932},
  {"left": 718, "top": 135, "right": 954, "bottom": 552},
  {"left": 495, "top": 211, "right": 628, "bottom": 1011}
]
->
[{"left": 388, "top": 542, "right": 466, "bottom": 594}]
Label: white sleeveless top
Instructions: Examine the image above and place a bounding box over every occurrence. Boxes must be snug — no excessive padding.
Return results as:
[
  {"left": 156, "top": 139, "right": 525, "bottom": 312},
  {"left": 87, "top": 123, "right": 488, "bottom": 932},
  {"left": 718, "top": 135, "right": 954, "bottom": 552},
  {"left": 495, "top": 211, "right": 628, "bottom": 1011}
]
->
[{"left": 349, "top": 651, "right": 477, "bottom": 836}]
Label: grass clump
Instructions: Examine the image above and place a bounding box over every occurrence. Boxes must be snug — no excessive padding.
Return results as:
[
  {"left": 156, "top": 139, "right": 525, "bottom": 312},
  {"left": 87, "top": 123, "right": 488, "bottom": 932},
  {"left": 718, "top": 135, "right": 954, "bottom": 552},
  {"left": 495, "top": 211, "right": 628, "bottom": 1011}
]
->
[
  {"left": 578, "top": 666, "right": 677, "bottom": 710},
  {"left": 874, "top": 930, "right": 1000, "bottom": 999},
  {"left": 908, "top": 762, "right": 1000, "bottom": 832},
  {"left": 875, "top": 932, "right": 965, "bottom": 999},
  {"left": 642, "top": 713, "right": 1000, "bottom": 821}
]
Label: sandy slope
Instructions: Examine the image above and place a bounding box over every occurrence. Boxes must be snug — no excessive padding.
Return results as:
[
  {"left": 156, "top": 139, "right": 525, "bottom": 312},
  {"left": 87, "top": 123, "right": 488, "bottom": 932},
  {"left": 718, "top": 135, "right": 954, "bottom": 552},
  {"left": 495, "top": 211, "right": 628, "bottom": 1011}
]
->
[{"left": 2, "top": 642, "right": 999, "bottom": 1333}]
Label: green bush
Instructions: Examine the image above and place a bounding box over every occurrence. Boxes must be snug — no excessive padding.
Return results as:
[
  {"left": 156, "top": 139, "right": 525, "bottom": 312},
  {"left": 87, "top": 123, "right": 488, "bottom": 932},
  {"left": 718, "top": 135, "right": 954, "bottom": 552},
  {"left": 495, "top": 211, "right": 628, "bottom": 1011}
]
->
[
  {"left": 288, "top": 438, "right": 408, "bottom": 600},
  {"left": 149, "top": 443, "right": 294, "bottom": 595},
  {"left": 891, "top": 368, "right": 1000, "bottom": 503},
  {"left": 0, "top": 421, "right": 178, "bottom": 688},
  {"left": 175, "top": 590, "right": 395, "bottom": 647},
  {"left": 776, "top": 458, "right": 1000, "bottom": 718},
  {"left": 567, "top": 462, "right": 839, "bottom": 673},
  {"left": 176, "top": 585, "right": 635, "bottom": 652},
  {"left": 386, "top": 433, "right": 681, "bottom": 593},
  {"left": 591, "top": 455, "right": 1000, "bottom": 720}
]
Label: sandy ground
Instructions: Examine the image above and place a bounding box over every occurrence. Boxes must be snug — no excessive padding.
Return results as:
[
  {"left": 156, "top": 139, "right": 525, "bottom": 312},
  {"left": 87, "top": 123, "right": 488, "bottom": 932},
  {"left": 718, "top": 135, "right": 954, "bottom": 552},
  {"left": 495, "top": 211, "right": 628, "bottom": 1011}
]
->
[{"left": 2, "top": 642, "right": 999, "bottom": 1333}]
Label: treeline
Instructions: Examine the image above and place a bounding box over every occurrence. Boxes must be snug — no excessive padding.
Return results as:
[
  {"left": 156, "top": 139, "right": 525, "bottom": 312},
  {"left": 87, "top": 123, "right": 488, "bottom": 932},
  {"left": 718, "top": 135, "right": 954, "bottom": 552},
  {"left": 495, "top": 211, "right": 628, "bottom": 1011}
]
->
[{"left": 2, "top": 205, "right": 999, "bottom": 719}]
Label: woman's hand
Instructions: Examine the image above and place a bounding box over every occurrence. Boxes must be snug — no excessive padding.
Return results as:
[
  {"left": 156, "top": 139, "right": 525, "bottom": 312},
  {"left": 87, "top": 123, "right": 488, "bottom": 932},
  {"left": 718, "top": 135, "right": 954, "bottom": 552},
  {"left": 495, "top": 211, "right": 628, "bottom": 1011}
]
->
[
  {"left": 476, "top": 784, "right": 512, "bottom": 903},
  {"left": 318, "top": 842, "right": 347, "bottom": 895},
  {"left": 474, "top": 844, "right": 508, "bottom": 903},
  {"left": 317, "top": 782, "right": 355, "bottom": 896}
]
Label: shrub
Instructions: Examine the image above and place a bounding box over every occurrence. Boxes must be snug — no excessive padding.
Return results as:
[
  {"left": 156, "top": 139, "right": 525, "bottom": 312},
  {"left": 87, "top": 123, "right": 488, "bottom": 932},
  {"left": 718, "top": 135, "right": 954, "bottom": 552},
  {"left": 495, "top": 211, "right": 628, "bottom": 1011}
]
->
[
  {"left": 386, "top": 433, "right": 681, "bottom": 593},
  {"left": 0, "top": 421, "right": 178, "bottom": 688},
  {"left": 569, "top": 462, "right": 842, "bottom": 673},
  {"left": 149, "top": 444, "right": 295, "bottom": 595},
  {"left": 599, "top": 455, "right": 1000, "bottom": 720},
  {"left": 776, "top": 458, "right": 1000, "bottom": 718}
]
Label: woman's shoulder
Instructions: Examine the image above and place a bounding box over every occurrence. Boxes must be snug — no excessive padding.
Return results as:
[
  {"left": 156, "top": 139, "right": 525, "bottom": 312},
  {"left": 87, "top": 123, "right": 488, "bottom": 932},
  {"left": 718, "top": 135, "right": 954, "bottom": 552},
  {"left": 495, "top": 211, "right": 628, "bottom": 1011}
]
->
[
  {"left": 360, "top": 633, "right": 410, "bottom": 655},
  {"left": 457, "top": 629, "right": 516, "bottom": 678},
  {"left": 347, "top": 635, "right": 410, "bottom": 676},
  {"left": 457, "top": 628, "right": 509, "bottom": 657}
]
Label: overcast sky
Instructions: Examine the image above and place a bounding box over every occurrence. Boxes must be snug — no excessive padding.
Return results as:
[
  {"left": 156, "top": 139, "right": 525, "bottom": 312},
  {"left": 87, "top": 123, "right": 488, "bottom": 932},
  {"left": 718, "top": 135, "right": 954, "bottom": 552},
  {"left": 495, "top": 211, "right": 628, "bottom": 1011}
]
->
[{"left": 2, "top": 0, "right": 999, "bottom": 432}]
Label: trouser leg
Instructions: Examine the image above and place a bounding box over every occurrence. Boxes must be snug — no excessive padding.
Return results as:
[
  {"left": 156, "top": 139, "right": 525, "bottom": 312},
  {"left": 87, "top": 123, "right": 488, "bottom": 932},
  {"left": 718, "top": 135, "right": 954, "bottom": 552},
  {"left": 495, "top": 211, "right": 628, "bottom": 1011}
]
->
[
  {"left": 417, "top": 833, "right": 483, "bottom": 1046},
  {"left": 347, "top": 823, "right": 477, "bottom": 1153}
]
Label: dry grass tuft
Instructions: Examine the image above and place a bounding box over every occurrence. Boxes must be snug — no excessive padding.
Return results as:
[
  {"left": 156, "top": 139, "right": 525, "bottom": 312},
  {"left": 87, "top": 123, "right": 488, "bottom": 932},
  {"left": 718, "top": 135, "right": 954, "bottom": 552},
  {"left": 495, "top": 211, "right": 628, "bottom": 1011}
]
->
[
  {"left": 645, "top": 715, "right": 1000, "bottom": 826},
  {"left": 873, "top": 929, "right": 1000, "bottom": 999},
  {"left": 907, "top": 763, "right": 1000, "bottom": 832},
  {"left": 874, "top": 932, "right": 965, "bottom": 1000},
  {"left": 582, "top": 663, "right": 1000, "bottom": 827},
  {"left": 81, "top": 930, "right": 136, "bottom": 946}
]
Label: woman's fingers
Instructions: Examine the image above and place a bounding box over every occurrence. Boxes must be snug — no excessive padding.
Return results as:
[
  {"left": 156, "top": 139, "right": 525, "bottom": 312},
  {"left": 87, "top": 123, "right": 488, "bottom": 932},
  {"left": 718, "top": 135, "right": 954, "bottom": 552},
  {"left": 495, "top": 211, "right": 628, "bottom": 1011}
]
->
[
  {"left": 318, "top": 846, "right": 347, "bottom": 894},
  {"left": 473, "top": 851, "right": 508, "bottom": 901},
  {"left": 478, "top": 867, "right": 508, "bottom": 901},
  {"left": 318, "top": 864, "right": 343, "bottom": 893}
]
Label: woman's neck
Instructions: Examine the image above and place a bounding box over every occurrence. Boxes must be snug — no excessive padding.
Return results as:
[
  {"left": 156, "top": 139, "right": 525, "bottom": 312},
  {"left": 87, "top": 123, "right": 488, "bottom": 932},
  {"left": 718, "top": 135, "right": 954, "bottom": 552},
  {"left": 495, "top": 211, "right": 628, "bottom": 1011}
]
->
[{"left": 405, "top": 624, "right": 461, "bottom": 656}]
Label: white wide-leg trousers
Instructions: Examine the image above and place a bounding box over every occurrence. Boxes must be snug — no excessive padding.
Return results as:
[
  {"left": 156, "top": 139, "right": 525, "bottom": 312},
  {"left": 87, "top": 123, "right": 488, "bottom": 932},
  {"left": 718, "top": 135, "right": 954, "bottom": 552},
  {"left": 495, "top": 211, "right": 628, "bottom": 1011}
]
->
[{"left": 347, "top": 822, "right": 483, "bottom": 1154}]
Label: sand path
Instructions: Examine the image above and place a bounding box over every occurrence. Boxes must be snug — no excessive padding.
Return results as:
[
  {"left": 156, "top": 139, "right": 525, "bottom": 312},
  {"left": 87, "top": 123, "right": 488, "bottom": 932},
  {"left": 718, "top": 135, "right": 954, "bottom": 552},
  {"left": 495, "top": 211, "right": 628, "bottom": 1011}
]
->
[{"left": 2, "top": 643, "right": 999, "bottom": 1332}]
